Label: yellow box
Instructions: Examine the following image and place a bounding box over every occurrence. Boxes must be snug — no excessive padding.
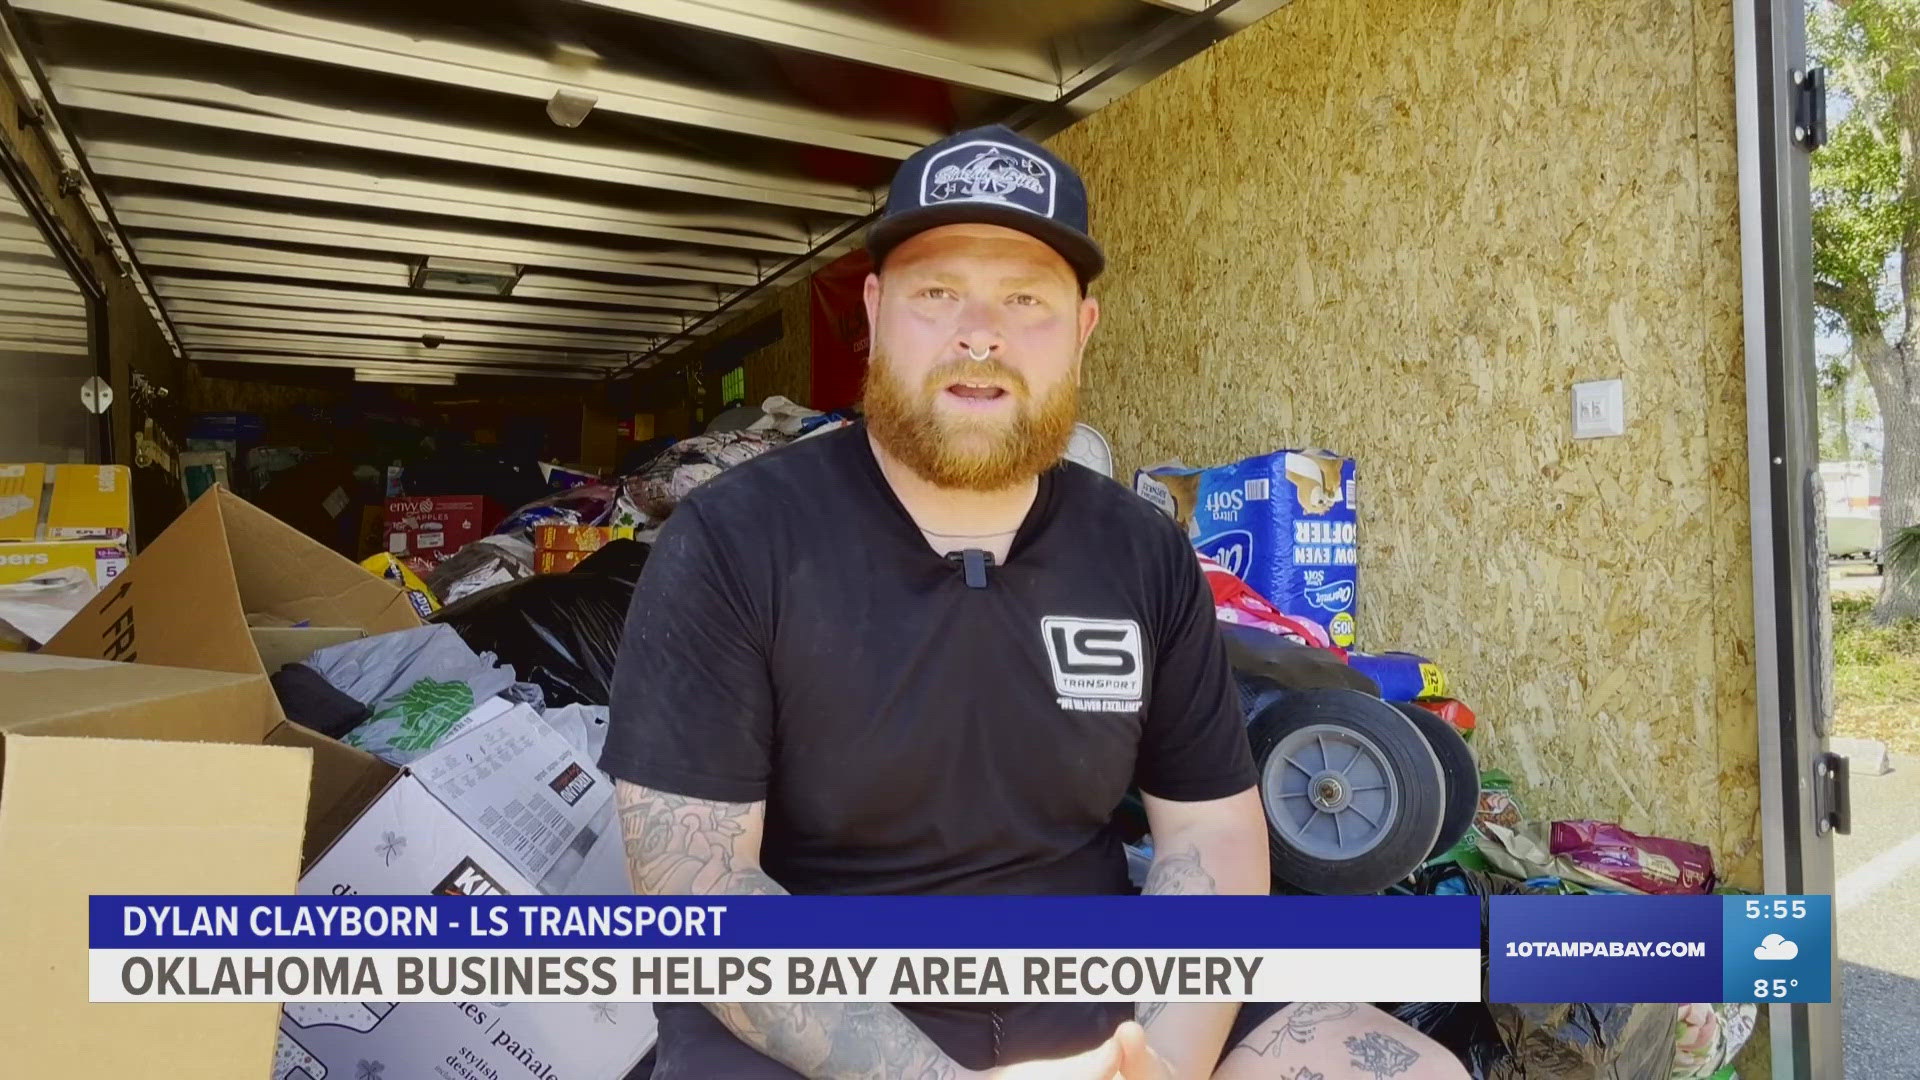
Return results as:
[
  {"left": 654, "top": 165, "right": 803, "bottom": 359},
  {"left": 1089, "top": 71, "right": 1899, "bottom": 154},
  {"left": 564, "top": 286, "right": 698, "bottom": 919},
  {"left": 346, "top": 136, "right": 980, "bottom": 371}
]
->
[
  {"left": 0, "top": 464, "right": 47, "bottom": 543},
  {"left": 0, "top": 540, "right": 130, "bottom": 587},
  {"left": 45, "top": 464, "right": 131, "bottom": 541}
]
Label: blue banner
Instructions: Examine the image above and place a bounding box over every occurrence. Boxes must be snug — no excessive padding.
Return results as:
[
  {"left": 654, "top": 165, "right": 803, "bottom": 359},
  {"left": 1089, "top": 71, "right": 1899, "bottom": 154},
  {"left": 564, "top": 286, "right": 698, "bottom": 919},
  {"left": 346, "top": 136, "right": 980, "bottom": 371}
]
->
[
  {"left": 1720, "top": 894, "right": 1832, "bottom": 1004},
  {"left": 1491, "top": 895, "right": 1723, "bottom": 1003},
  {"left": 92, "top": 894, "right": 1479, "bottom": 951},
  {"left": 1490, "top": 894, "right": 1833, "bottom": 1004}
]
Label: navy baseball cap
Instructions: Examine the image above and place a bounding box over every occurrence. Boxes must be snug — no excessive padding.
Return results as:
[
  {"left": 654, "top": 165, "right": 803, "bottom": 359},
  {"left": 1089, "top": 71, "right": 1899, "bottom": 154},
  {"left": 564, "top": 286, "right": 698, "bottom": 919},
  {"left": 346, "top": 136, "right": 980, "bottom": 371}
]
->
[{"left": 866, "top": 124, "right": 1106, "bottom": 285}]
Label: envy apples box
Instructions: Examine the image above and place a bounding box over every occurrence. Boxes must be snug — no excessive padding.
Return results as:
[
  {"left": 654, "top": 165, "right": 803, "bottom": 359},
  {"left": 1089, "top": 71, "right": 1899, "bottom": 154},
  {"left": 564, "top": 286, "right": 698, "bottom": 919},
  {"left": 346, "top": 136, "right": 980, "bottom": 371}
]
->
[{"left": 383, "top": 495, "right": 501, "bottom": 564}]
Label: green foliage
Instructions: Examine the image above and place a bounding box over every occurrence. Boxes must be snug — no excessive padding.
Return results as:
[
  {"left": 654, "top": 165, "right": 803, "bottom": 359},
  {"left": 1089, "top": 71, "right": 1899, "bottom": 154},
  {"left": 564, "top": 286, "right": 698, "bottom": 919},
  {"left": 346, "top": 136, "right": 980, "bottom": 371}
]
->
[
  {"left": 1888, "top": 522, "right": 1920, "bottom": 586},
  {"left": 1809, "top": 0, "right": 1920, "bottom": 334},
  {"left": 1833, "top": 593, "right": 1911, "bottom": 665},
  {"left": 1831, "top": 592, "right": 1920, "bottom": 755}
]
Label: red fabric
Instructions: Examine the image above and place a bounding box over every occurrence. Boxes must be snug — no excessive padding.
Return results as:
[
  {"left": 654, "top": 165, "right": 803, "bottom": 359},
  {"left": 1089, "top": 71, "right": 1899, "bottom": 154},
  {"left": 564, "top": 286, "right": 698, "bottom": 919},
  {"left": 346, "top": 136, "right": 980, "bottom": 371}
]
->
[
  {"left": 809, "top": 248, "right": 874, "bottom": 412},
  {"left": 1197, "top": 553, "right": 1339, "bottom": 654},
  {"left": 1414, "top": 698, "right": 1478, "bottom": 737}
]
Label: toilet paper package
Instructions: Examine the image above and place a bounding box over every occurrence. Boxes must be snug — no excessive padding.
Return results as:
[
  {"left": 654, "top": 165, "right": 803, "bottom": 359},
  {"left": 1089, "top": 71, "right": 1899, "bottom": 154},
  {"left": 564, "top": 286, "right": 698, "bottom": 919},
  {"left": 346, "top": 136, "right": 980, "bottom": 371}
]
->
[{"left": 1135, "top": 448, "right": 1358, "bottom": 647}]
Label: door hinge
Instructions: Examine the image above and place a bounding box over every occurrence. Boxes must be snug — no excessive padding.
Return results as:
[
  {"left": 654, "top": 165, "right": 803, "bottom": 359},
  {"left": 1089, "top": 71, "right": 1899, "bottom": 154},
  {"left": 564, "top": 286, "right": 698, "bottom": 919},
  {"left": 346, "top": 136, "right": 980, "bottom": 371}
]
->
[
  {"left": 1793, "top": 66, "right": 1828, "bottom": 151},
  {"left": 1814, "top": 752, "right": 1850, "bottom": 836}
]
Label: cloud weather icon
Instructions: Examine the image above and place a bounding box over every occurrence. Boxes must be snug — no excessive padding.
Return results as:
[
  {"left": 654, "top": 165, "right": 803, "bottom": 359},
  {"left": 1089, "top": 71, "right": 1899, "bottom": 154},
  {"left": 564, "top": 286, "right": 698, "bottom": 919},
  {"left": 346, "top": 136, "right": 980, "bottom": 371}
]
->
[{"left": 1754, "top": 934, "right": 1800, "bottom": 961}]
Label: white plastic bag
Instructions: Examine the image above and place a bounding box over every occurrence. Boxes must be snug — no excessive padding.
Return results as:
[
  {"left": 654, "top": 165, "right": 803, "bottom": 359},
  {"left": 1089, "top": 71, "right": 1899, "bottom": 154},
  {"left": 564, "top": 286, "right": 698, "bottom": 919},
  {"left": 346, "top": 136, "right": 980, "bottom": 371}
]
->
[{"left": 0, "top": 566, "right": 97, "bottom": 646}]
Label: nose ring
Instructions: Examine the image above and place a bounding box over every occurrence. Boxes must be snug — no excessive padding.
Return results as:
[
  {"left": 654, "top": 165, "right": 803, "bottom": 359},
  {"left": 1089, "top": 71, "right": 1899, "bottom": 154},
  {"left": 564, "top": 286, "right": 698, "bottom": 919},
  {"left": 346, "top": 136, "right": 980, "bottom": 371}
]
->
[{"left": 967, "top": 345, "right": 992, "bottom": 362}]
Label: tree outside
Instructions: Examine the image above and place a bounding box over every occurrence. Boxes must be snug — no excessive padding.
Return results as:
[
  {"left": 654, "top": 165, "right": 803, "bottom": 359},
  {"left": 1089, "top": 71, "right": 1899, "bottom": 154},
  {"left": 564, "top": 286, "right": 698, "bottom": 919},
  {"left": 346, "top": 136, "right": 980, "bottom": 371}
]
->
[{"left": 1812, "top": 0, "right": 1920, "bottom": 622}]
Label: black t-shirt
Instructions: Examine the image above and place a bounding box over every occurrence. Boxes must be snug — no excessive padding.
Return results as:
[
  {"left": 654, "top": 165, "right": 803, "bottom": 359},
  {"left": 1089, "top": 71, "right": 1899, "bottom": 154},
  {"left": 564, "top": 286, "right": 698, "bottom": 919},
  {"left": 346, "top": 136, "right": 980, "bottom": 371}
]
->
[{"left": 597, "top": 423, "right": 1257, "bottom": 1071}]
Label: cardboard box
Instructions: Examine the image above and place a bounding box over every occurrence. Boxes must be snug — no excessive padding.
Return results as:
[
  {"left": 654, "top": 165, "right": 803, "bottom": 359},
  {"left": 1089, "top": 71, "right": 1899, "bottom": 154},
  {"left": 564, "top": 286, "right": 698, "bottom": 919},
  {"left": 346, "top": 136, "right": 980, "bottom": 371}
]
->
[
  {"left": 533, "top": 524, "right": 633, "bottom": 574},
  {"left": 0, "top": 462, "right": 132, "bottom": 543},
  {"left": 279, "top": 705, "right": 655, "bottom": 1080},
  {"left": 0, "top": 539, "right": 129, "bottom": 588},
  {"left": 0, "top": 652, "right": 313, "bottom": 1080},
  {"left": 299, "top": 769, "right": 539, "bottom": 898},
  {"left": 251, "top": 626, "right": 367, "bottom": 673},
  {"left": 534, "top": 524, "right": 633, "bottom": 552},
  {"left": 0, "top": 462, "right": 46, "bottom": 541},
  {"left": 47, "top": 463, "right": 132, "bottom": 540},
  {"left": 535, "top": 547, "right": 596, "bottom": 574},
  {"left": 411, "top": 702, "right": 616, "bottom": 892},
  {"left": 385, "top": 495, "right": 501, "bottom": 564},
  {"left": 45, "top": 487, "right": 424, "bottom": 858}
]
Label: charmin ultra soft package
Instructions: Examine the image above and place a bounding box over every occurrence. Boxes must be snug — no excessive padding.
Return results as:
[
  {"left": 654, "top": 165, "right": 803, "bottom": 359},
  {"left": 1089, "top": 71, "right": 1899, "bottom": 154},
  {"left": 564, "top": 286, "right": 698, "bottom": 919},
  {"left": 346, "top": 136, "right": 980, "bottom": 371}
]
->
[{"left": 1136, "top": 449, "right": 1358, "bottom": 647}]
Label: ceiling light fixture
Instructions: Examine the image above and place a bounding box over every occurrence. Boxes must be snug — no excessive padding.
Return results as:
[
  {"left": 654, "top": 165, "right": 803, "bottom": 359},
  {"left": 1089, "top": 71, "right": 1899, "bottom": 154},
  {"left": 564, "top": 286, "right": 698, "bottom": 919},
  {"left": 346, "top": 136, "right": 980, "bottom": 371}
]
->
[
  {"left": 411, "top": 256, "right": 522, "bottom": 297},
  {"left": 356, "top": 368, "right": 457, "bottom": 386},
  {"left": 547, "top": 88, "right": 598, "bottom": 128}
]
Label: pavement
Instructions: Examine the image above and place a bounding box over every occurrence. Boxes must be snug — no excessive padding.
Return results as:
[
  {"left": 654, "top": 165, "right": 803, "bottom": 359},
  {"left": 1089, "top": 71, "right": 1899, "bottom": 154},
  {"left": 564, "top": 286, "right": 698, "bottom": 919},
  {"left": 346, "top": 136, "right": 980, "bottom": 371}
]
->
[
  {"left": 1829, "top": 562, "right": 1883, "bottom": 598},
  {"left": 1835, "top": 752, "right": 1920, "bottom": 1079}
]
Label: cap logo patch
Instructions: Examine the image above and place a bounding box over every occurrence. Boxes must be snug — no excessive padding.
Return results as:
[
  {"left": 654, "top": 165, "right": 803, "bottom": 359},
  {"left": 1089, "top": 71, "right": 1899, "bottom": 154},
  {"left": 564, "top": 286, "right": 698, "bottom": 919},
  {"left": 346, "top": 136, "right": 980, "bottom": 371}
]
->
[{"left": 921, "top": 141, "right": 1055, "bottom": 217}]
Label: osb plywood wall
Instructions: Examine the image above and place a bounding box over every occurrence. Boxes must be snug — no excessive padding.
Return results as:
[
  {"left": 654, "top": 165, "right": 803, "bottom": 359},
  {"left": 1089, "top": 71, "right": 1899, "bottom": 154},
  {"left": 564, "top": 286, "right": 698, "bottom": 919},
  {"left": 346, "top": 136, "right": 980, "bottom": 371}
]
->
[
  {"left": 1051, "top": 0, "right": 1760, "bottom": 886},
  {"left": 673, "top": 276, "right": 813, "bottom": 422},
  {"left": 743, "top": 278, "right": 814, "bottom": 407},
  {"left": 186, "top": 363, "right": 349, "bottom": 415}
]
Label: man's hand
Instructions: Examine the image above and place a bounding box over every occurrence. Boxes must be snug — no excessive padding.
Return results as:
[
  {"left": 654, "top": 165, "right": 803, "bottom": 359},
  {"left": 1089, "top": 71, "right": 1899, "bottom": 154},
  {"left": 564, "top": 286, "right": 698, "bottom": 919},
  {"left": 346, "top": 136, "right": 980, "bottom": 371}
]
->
[{"left": 1116, "top": 1020, "right": 1177, "bottom": 1080}]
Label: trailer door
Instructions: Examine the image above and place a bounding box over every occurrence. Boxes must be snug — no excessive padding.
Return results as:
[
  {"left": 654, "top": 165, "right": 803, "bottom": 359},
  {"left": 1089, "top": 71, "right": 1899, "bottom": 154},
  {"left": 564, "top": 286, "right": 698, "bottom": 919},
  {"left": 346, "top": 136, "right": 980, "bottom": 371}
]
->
[{"left": 1734, "top": 0, "right": 1846, "bottom": 1075}]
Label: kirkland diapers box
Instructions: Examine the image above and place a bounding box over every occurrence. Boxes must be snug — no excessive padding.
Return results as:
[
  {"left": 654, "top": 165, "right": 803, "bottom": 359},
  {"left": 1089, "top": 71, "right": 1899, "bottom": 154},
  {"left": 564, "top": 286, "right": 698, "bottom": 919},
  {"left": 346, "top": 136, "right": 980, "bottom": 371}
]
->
[
  {"left": 0, "top": 463, "right": 132, "bottom": 543},
  {"left": 278, "top": 703, "right": 655, "bottom": 1080},
  {"left": 1136, "top": 449, "right": 1359, "bottom": 647},
  {"left": 0, "top": 463, "right": 133, "bottom": 589}
]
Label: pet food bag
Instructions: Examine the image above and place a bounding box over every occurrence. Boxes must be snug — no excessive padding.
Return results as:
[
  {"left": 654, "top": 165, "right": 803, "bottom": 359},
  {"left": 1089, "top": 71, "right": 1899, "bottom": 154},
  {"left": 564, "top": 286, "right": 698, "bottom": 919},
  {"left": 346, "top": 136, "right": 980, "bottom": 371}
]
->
[{"left": 1136, "top": 448, "right": 1359, "bottom": 646}]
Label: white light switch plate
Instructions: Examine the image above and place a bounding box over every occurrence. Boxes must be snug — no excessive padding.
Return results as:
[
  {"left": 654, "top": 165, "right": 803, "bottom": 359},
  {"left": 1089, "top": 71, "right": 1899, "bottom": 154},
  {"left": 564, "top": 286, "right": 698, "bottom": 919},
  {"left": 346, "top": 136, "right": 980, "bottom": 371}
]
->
[{"left": 1572, "top": 379, "right": 1626, "bottom": 439}]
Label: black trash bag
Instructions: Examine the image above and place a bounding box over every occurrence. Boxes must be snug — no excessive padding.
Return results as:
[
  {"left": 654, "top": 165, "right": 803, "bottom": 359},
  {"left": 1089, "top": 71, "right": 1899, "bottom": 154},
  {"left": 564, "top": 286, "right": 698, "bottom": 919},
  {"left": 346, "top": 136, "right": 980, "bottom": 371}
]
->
[
  {"left": 1406, "top": 865, "right": 1680, "bottom": 1079},
  {"left": 429, "top": 539, "right": 650, "bottom": 708},
  {"left": 1221, "top": 622, "right": 1381, "bottom": 695},
  {"left": 1489, "top": 1002, "right": 1679, "bottom": 1079},
  {"left": 1387, "top": 1001, "right": 1506, "bottom": 1080},
  {"left": 1374, "top": 867, "right": 1555, "bottom": 1077}
]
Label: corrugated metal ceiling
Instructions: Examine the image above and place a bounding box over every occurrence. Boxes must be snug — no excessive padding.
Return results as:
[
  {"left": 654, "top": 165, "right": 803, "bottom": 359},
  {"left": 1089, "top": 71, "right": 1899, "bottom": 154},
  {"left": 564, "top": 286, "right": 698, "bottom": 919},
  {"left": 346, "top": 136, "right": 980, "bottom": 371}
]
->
[{"left": 3, "top": 0, "right": 1287, "bottom": 384}]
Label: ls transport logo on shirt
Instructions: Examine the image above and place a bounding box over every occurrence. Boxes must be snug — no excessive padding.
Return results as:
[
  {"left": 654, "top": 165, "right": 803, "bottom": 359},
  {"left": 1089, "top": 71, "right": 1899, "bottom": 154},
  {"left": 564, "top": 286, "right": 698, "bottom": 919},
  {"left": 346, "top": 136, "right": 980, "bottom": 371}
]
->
[{"left": 1041, "top": 617, "right": 1144, "bottom": 713}]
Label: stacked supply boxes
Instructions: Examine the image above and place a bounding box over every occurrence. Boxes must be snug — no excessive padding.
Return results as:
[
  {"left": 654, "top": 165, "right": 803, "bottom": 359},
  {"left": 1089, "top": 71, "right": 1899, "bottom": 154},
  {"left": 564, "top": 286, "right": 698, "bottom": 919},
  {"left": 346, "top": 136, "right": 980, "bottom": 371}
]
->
[
  {"left": 0, "top": 464, "right": 133, "bottom": 648},
  {"left": 1136, "top": 449, "right": 1359, "bottom": 647}
]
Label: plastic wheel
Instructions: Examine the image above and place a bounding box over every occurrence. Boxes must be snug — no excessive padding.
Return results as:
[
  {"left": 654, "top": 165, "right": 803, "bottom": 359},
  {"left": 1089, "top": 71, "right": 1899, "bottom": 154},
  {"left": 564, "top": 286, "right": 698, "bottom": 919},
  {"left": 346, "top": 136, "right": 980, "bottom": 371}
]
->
[
  {"left": 1250, "top": 688, "right": 1446, "bottom": 894},
  {"left": 1394, "top": 702, "right": 1479, "bottom": 860}
]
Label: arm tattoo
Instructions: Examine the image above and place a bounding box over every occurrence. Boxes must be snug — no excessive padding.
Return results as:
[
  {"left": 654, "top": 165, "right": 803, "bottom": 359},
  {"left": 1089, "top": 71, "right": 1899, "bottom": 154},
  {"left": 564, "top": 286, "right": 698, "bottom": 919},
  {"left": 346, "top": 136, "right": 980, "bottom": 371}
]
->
[
  {"left": 614, "top": 783, "right": 961, "bottom": 1080},
  {"left": 709, "top": 1002, "right": 960, "bottom": 1080},
  {"left": 615, "top": 783, "right": 782, "bottom": 895},
  {"left": 1135, "top": 842, "right": 1219, "bottom": 1041},
  {"left": 1239, "top": 1003, "right": 1358, "bottom": 1055},
  {"left": 1142, "top": 840, "right": 1217, "bottom": 895},
  {"left": 1344, "top": 1031, "right": 1420, "bottom": 1078}
]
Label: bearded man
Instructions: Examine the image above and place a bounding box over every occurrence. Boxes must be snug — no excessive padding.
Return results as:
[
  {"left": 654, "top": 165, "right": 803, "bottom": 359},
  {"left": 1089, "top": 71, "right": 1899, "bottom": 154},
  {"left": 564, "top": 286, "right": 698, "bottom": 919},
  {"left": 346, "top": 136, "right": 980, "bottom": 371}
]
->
[{"left": 601, "top": 125, "right": 1467, "bottom": 1080}]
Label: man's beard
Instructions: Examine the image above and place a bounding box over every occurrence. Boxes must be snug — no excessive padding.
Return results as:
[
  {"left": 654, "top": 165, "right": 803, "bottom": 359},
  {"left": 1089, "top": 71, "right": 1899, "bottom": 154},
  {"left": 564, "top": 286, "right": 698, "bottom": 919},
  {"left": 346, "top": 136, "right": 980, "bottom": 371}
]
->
[{"left": 861, "top": 348, "right": 1079, "bottom": 492}]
